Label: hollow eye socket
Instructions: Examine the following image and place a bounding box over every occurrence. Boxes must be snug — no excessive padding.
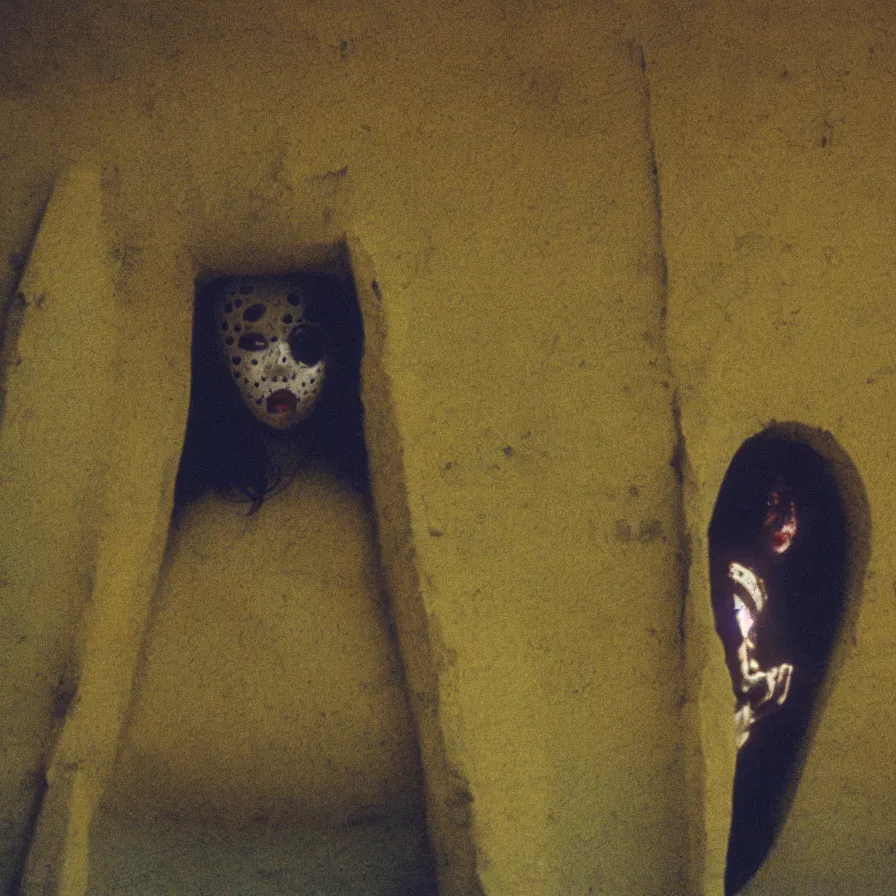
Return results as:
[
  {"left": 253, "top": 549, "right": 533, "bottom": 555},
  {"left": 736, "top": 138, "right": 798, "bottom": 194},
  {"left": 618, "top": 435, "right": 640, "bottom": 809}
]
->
[
  {"left": 242, "top": 303, "right": 266, "bottom": 323},
  {"left": 237, "top": 333, "right": 269, "bottom": 352},
  {"left": 288, "top": 326, "right": 325, "bottom": 366}
]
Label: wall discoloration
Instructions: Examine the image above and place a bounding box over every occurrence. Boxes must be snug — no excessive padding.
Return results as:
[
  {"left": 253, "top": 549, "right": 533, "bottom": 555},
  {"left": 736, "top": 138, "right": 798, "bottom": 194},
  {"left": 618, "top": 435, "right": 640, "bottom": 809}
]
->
[
  {"left": 2, "top": 1, "right": 894, "bottom": 894},
  {"left": 614, "top": 518, "right": 667, "bottom": 544}
]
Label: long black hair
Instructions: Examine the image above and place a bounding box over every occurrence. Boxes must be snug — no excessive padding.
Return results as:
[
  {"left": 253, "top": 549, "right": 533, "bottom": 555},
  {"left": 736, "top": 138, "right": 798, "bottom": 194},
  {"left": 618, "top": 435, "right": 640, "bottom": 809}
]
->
[{"left": 174, "top": 272, "right": 368, "bottom": 510}]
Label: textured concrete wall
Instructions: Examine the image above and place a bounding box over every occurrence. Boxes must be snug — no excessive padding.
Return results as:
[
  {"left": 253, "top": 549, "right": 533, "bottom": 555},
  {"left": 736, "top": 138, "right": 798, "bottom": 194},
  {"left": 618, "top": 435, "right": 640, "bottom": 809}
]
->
[
  {"left": 1, "top": 1, "right": 894, "bottom": 894},
  {"left": 0, "top": 3, "right": 682, "bottom": 894},
  {"left": 643, "top": 1, "right": 896, "bottom": 893}
]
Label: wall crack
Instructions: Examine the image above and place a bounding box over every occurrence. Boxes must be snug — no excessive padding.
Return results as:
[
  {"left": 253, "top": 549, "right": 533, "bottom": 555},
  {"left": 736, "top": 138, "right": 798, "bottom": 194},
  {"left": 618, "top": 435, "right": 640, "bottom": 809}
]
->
[
  {"left": 636, "top": 41, "right": 690, "bottom": 659},
  {"left": 637, "top": 38, "right": 697, "bottom": 893}
]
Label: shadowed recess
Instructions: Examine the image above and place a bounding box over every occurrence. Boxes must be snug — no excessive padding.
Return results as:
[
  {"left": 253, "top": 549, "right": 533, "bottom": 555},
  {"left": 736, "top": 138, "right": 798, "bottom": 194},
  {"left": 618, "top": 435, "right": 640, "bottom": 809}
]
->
[{"left": 709, "top": 430, "right": 853, "bottom": 895}]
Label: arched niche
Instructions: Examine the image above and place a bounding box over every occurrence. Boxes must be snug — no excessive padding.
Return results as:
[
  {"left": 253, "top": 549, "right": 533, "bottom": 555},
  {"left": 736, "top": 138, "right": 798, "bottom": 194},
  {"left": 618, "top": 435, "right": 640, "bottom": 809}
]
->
[
  {"left": 707, "top": 425, "right": 869, "bottom": 895},
  {"left": 82, "top": 255, "right": 455, "bottom": 895}
]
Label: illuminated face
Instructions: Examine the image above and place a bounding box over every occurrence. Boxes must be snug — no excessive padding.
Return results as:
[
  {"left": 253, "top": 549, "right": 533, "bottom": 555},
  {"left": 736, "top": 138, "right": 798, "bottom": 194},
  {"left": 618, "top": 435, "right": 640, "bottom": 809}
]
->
[
  {"left": 215, "top": 277, "right": 326, "bottom": 430},
  {"left": 764, "top": 485, "right": 797, "bottom": 555}
]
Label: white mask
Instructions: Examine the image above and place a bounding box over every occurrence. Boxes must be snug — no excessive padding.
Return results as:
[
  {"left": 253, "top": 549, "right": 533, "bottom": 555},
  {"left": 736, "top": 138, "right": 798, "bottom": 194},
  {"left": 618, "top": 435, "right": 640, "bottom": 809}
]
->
[{"left": 214, "top": 276, "right": 327, "bottom": 430}]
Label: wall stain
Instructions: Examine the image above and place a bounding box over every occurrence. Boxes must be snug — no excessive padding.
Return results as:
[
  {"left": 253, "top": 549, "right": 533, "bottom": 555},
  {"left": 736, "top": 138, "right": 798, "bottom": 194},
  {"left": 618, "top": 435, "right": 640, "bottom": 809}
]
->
[
  {"left": 866, "top": 364, "right": 896, "bottom": 385},
  {"left": 614, "top": 518, "right": 666, "bottom": 544}
]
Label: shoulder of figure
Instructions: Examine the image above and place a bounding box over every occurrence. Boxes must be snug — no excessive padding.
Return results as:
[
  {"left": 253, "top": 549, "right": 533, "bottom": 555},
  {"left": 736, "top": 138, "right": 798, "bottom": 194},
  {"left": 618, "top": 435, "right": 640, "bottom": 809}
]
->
[{"left": 728, "top": 561, "right": 767, "bottom": 613}]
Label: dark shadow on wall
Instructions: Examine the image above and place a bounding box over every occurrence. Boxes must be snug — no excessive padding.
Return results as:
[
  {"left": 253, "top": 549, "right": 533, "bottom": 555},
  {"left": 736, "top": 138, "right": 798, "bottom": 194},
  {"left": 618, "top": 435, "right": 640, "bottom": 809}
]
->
[{"left": 709, "top": 426, "right": 868, "bottom": 895}]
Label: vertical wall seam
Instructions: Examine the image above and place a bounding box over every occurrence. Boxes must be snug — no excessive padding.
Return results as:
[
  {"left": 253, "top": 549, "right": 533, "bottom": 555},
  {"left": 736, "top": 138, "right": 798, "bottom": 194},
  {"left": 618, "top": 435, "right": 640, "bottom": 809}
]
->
[
  {"left": 636, "top": 41, "right": 690, "bottom": 699},
  {"left": 346, "top": 237, "right": 485, "bottom": 896},
  {"left": 637, "top": 41, "right": 698, "bottom": 894}
]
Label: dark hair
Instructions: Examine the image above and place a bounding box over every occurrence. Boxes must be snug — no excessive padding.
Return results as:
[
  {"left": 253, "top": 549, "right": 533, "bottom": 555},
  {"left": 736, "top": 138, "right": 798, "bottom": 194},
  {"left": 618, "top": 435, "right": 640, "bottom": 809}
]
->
[{"left": 174, "top": 272, "right": 367, "bottom": 510}]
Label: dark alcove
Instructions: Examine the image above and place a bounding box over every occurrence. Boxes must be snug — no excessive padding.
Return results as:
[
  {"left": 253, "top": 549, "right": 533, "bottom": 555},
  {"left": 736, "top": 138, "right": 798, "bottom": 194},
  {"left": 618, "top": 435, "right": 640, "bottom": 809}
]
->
[
  {"left": 709, "top": 431, "right": 848, "bottom": 895},
  {"left": 88, "top": 269, "right": 441, "bottom": 895}
]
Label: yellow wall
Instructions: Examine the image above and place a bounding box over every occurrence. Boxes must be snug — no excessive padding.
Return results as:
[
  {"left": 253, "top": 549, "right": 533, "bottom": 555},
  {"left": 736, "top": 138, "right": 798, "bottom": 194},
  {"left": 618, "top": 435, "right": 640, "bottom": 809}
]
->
[
  {"left": 87, "top": 470, "right": 436, "bottom": 895},
  {"left": 1, "top": 1, "right": 894, "bottom": 894},
  {"left": 106, "top": 472, "right": 423, "bottom": 824},
  {"left": 642, "top": 3, "right": 896, "bottom": 892}
]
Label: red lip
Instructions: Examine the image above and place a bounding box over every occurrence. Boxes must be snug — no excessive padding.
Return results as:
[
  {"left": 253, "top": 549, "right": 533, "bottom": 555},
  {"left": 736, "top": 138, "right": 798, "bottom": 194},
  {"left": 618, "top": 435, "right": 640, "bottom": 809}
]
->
[{"left": 267, "top": 389, "right": 297, "bottom": 414}]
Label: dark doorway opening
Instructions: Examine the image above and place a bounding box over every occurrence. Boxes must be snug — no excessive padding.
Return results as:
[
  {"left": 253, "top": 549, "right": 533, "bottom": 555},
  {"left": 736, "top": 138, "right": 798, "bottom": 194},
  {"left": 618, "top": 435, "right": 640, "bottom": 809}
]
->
[{"left": 709, "top": 432, "right": 848, "bottom": 895}]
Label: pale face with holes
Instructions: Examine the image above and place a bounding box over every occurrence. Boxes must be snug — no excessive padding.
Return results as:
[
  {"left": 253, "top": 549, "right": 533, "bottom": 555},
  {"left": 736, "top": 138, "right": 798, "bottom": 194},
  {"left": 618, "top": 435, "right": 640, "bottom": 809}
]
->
[{"left": 215, "top": 277, "right": 327, "bottom": 430}]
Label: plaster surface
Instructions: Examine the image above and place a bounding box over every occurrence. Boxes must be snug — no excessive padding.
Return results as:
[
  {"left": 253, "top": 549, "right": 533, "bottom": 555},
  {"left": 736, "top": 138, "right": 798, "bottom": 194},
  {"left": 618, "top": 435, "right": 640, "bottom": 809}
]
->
[{"left": 1, "top": 1, "right": 894, "bottom": 894}]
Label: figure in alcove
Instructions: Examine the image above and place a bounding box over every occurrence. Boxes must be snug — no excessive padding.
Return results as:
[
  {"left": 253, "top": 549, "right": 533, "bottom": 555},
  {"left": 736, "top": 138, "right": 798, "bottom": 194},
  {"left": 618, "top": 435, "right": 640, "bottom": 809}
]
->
[
  {"left": 713, "top": 479, "right": 797, "bottom": 750},
  {"left": 87, "top": 275, "right": 437, "bottom": 895},
  {"left": 709, "top": 434, "right": 849, "bottom": 896},
  {"left": 175, "top": 273, "right": 369, "bottom": 506}
]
